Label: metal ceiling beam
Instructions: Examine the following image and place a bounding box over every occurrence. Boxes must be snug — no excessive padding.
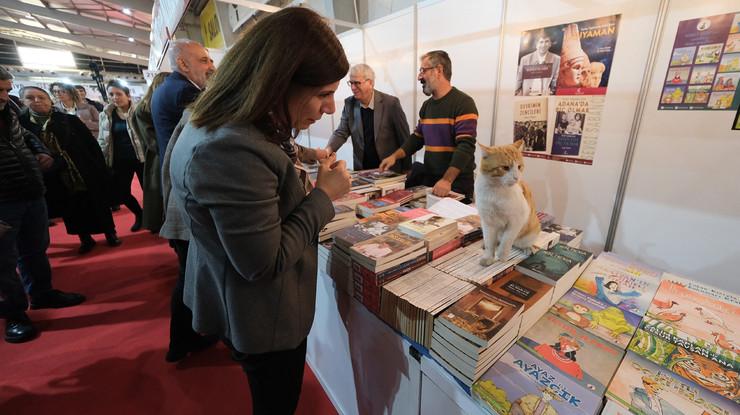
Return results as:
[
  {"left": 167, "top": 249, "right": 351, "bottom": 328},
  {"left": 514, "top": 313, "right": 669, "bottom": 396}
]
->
[
  {"left": 219, "top": 0, "right": 361, "bottom": 29},
  {"left": 1, "top": 20, "right": 149, "bottom": 56},
  {"left": 97, "top": 0, "right": 153, "bottom": 15},
  {"left": 0, "top": 33, "right": 147, "bottom": 65},
  {"left": 0, "top": 0, "right": 151, "bottom": 42}
]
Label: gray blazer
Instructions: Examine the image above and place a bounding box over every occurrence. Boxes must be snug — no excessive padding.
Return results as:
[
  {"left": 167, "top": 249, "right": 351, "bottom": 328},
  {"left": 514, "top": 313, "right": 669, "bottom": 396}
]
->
[
  {"left": 169, "top": 120, "right": 335, "bottom": 354},
  {"left": 327, "top": 89, "right": 411, "bottom": 172}
]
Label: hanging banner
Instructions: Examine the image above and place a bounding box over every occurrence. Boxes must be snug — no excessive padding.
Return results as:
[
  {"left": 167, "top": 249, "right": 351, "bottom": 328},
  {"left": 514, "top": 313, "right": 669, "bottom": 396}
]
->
[
  {"left": 200, "top": 0, "right": 225, "bottom": 49},
  {"left": 659, "top": 12, "right": 740, "bottom": 110},
  {"left": 514, "top": 14, "right": 619, "bottom": 165}
]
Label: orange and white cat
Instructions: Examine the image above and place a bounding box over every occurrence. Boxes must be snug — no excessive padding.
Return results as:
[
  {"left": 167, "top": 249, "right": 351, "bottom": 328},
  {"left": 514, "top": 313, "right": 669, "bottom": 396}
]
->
[{"left": 475, "top": 140, "right": 540, "bottom": 266}]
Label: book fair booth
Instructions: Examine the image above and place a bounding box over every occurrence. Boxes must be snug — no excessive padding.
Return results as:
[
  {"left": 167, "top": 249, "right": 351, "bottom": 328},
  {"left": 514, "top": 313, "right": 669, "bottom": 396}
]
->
[{"left": 144, "top": 1, "right": 740, "bottom": 414}]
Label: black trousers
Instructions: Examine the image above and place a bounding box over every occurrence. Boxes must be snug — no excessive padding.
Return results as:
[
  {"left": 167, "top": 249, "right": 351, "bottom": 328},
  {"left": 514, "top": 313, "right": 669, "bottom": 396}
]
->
[
  {"left": 229, "top": 338, "right": 308, "bottom": 415},
  {"left": 168, "top": 239, "right": 200, "bottom": 350}
]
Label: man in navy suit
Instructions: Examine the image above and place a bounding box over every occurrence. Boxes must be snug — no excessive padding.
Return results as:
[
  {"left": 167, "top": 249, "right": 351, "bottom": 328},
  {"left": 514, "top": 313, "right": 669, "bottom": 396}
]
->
[{"left": 151, "top": 39, "right": 217, "bottom": 362}]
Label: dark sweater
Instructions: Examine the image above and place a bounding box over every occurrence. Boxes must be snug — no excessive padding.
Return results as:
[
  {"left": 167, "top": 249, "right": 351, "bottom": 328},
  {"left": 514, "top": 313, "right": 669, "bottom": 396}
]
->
[
  {"left": 401, "top": 87, "right": 478, "bottom": 180},
  {"left": 0, "top": 107, "right": 46, "bottom": 202}
]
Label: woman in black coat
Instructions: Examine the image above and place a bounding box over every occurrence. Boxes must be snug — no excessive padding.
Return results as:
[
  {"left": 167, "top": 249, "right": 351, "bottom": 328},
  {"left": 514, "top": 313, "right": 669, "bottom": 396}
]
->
[{"left": 19, "top": 86, "right": 120, "bottom": 254}]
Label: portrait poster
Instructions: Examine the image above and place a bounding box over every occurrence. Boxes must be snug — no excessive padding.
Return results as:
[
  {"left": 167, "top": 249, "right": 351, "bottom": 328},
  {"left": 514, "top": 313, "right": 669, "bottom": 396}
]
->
[
  {"left": 515, "top": 14, "right": 621, "bottom": 97},
  {"left": 514, "top": 97, "right": 549, "bottom": 155},
  {"left": 659, "top": 12, "right": 740, "bottom": 110}
]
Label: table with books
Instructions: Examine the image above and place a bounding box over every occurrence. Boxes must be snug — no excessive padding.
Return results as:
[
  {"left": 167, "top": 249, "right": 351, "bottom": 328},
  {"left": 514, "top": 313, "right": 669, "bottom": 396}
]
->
[{"left": 305, "top": 169, "right": 739, "bottom": 415}]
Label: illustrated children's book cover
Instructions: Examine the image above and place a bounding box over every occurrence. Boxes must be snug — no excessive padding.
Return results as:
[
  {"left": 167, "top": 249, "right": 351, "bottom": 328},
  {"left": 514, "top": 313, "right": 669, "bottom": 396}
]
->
[
  {"left": 472, "top": 343, "right": 602, "bottom": 415},
  {"left": 606, "top": 351, "right": 738, "bottom": 415},
  {"left": 573, "top": 252, "right": 661, "bottom": 316},
  {"left": 517, "top": 313, "right": 624, "bottom": 396},
  {"left": 550, "top": 287, "right": 641, "bottom": 348}
]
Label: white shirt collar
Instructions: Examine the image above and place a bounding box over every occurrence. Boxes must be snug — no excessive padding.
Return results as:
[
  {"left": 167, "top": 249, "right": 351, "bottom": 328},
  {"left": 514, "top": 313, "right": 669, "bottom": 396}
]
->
[{"left": 360, "top": 90, "right": 375, "bottom": 110}]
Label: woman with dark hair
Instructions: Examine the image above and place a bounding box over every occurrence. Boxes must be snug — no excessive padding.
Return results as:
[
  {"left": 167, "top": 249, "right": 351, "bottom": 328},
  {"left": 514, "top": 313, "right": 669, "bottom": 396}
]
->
[
  {"left": 50, "top": 82, "right": 99, "bottom": 137},
  {"left": 19, "top": 86, "right": 119, "bottom": 253},
  {"left": 98, "top": 80, "right": 146, "bottom": 232},
  {"left": 167, "top": 7, "right": 351, "bottom": 413},
  {"left": 130, "top": 72, "right": 170, "bottom": 233}
]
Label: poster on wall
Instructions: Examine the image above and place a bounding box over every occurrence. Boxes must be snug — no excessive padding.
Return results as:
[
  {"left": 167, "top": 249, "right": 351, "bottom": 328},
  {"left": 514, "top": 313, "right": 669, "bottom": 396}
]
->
[
  {"left": 658, "top": 12, "right": 740, "bottom": 111},
  {"left": 513, "top": 14, "right": 620, "bottom": 165}
]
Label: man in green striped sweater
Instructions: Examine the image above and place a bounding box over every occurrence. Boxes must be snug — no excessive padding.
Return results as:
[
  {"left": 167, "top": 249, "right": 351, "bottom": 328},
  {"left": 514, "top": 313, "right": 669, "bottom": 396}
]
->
[{"left": 379, "top": 50, "right": 477, "bottom": 202}]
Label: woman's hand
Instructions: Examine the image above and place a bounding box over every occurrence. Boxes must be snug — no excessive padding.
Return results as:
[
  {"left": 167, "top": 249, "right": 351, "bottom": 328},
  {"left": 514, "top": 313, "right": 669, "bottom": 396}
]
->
[{"left": 315, "top": 153, "right": 351, "bottom": 200}]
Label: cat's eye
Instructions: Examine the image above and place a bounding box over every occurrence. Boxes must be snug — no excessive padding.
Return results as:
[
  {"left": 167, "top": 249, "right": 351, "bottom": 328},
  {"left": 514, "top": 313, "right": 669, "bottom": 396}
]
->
[{"left": 503, "top": 166, "right": 510, "bottom": 171}]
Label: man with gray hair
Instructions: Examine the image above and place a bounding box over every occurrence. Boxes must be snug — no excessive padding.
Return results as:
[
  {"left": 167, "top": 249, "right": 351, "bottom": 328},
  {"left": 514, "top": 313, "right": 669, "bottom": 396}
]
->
[
  {"left": 326, "top": 63, "right": 410, "bottom": 172},
  {"left": 150, "top": 39, "right": 217, "bottom": 362}
]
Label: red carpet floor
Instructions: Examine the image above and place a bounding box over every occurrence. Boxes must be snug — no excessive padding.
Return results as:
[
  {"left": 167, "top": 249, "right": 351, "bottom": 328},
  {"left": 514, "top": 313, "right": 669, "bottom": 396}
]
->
[{"left": 0, "top": 189, "right": 337, "bottom": 415}]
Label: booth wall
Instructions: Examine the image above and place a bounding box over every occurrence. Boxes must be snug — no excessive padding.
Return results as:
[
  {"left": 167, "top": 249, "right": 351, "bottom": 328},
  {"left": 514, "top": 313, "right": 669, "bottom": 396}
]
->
[{"left": 612, "top": 0, "right": 740, "bottom": 292}]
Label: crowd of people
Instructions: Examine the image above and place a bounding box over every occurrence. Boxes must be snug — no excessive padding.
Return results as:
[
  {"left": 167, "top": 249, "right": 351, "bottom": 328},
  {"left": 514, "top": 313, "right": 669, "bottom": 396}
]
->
[{"left": 1, "top": 7, "right": 482, "bottom": 414}]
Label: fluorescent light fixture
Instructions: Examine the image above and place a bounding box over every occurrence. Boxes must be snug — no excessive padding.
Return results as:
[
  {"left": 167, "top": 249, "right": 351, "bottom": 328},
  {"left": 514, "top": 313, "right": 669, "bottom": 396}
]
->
[
  {"left": 128, "top": 37, "right": 135, "bottom": 42},
  {"left": 17, "top": 46, "right": 76, "bottom": 70},
  {"left": 118, "top": 79, "right": 129, "bottom": 87},
  {"left": 122, "top": 8, "right": 132, "bottom": 15}
]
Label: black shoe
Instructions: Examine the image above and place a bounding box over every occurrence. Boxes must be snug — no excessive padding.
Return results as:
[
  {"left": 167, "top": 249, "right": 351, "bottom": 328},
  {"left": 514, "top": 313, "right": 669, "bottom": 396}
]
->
[
  {"left": 78, "top": 239, "right": 96, "bottom": 254},
  {"left": 105, "top": 233, "right": 122, "bottom": 247},
  {"left": 130, "top": 215, "right": 142, "bottom": 232},
  {"left": 30, "top": 289, "right": 86, "bottom": 310},
  {"left": 165, "top": 334, "right": 219, "bottom": 363},
  {"left": 5, "top": 314, "right": 37, "bottom": 343}
]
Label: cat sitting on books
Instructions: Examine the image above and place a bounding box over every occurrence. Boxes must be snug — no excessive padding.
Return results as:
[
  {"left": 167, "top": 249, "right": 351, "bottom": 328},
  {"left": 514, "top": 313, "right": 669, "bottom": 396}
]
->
[{"left": 475, "top": 139, "right": 540, "bottom": 266}]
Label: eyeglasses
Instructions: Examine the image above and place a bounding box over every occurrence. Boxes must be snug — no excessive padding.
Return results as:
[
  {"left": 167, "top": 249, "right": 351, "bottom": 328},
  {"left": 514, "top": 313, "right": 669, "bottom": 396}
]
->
[
  {"left": 347, "top": 80, "right": 367, "bottom": 87},
  {"left": 418, "top": 66, "right": 436, "bottom": 74}
]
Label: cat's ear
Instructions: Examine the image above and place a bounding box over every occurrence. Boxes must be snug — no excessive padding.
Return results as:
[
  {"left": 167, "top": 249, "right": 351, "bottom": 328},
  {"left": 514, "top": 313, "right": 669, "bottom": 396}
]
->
[
  {"left": 513, "top": 139, "right": 525, "bottom": 150},
  {"left": 478, "top": 142, "right": 494, "bottom": 153}
]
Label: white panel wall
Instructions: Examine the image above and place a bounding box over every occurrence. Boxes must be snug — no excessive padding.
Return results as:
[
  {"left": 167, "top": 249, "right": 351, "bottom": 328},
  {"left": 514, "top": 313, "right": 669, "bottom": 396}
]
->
[
  {"left": 417, "top": 0, "right": 503, "bottom": 146},
  {"left": 613, "top": 0, "right": 740, "bottom": 292},
  {"left": 494, "top": 0, "right": 663, "bottom": 253}
]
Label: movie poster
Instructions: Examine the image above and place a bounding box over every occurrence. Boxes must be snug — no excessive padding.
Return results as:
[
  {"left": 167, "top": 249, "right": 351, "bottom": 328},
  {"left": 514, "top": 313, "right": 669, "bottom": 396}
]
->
[
  {"left": 515, "top": 14, "right": 621, "bottom": 96},
  {"left": 659, "top": 12, "right": 740, "bottom": 110},
  {"left": 513, "top": 14, "right": 619, "bottom": 165}
]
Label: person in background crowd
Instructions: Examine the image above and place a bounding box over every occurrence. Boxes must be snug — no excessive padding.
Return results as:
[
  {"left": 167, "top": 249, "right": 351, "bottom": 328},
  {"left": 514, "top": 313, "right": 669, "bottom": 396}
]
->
[
  {"left": 326, "top": 63, "right": 411, "bottom": 173},
  {"left": 151, "top": 39, "right": 217, "bottom": 363},
  {"left": 168, "top": 8, "right": 350, "bottom": 413},
  {"left": 50, "top": 83, "right": 99, "bottom": 137},
  {"left": 98, "top": 80, "right": 145, "bottom": 232},
  {"left": 19, "top": 86, "right": 119, "bottom": 254},
  {"left": 380, "top": 50, "right": 478, "bottom": 202},
  {"left": 74, "top": 85, "right": 105, "bottom": 112},
  {"left": 130, "top": 72, "right": 170, "bottom": 234},
  {"left": 0, "top": 68, "right": 86, "bottom": 344}
]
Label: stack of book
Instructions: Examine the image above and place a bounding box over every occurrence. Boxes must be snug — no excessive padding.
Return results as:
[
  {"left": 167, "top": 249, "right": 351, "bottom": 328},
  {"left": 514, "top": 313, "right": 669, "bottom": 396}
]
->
[
  {"left": 355, "top": 169, "right": 406, "bottom": 187},
  {"left": 456, "top": 214, "right": 483, "bottom": 247},
  {"left": 380, "top": 265, "right": 476, "bottom": 347},
  {"left": 318, "top": 205, "right": 358, "bottom": 242},
  {"left": 515, "top": 243, "right": 593, "bottom": 306},
  {"left": 333, "top": 192, "right": 368, "bottom": 209},
  {"left": 430, "top": 268, "right": 555, "bottom": 387},
  {"left": 356, "top": 198, "right": 400, "bottom": 217},
  {"left": 606, "top": 274, "right": 739, "bottom": 414},
  {"left": 349, "top": 230, "right": 427, "bottom": 314},
  {"left": 542, "top": 222, "right": 584, "bottom": 248},
  {"left": 398, "top": 214, "right": 459, "bottom": 251},
  {"left": 381, "top": 189, "right": 415, "bottom": 206},
  {"left": 429, "top": 240, "right": 528, "bottom": 286},
  {"left": 426, "top": 188, "right": 466, "bottom": 207},
  {"left": 536, "top": 210, "right": 556, "bottom": 227}
]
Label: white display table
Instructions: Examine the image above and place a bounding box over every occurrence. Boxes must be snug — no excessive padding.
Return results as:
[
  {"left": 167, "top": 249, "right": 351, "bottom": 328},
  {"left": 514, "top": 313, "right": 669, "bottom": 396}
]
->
[{"left": 307, "top": 269, "right": 487, "bottom": 415}]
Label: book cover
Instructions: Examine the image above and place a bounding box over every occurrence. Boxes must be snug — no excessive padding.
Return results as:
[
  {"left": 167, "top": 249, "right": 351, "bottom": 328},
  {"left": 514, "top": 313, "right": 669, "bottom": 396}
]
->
[
  {"left": 350, "top": 230, "right": 424, "bottom": 266},
  {"left": 517, "top": 313, "right": 624, "bottom": 395},
  {"left": 438, "top": 286, "right": 523, "bottom": 347},
  {"left": 542, "top": 223, "right": 583, "bottom": 245},
  {"left": 515, "top": 249, "right": 579, "bottom": 284},
  {"left": 356, "top": 169, "right": 406, "bottom": 183},
  {"left": 472, "top": 343, "right": 602, "bottom": 415},
  {"left": 456, "top": 214, "right": 481, "bottom": 236},
  {"left": 548, "top": 243, "right": 592, "bottom": 266},
  {"left": 573, "top": 252, "right": 661, "bottom": 316},
  {"left": 628, "top": 328, "right": 740, "bottom": 404},
  {"left": 487, "top": 270, "right": 553, "bottom": 313},
  {"left": 398, "top": 214, "right": 457, "bottom": 238},
  {"left": 606, "top": 351, "right": 737, "bottom": 415},
  {"left": 333, "top": 210, "right": 408, "bottom": 247},
  {"left": 550, "top": 287, "right": 641, "bottom": 348}
]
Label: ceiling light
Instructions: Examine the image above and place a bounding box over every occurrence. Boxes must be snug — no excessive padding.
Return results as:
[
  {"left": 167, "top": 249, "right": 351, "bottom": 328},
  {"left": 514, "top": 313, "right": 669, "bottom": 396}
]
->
[
  {"left": 122, "top": 8, "right": 132, "bottom": 16},
  {"left": 118, "top": 79, "right": 129, "bottom": 87},
  {"left": 17, "top": 46, "right": 76, "bottom": 70},
  {"left": 128, "top": 37, "right": 135, "bottom": 42}
]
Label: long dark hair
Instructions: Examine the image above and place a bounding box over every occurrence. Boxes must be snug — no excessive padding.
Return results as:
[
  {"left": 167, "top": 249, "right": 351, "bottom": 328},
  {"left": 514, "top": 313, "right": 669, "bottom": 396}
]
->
[
  {"left": 189, "top": 7, "right": 349, "bottom": 142},
  {"left": 138, "top": 72, "right": 170, "bottom": 113}
]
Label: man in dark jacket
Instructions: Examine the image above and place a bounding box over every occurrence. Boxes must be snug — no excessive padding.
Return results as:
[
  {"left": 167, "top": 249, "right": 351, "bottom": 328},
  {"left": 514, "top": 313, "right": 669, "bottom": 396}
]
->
[
  {"left": 0, "top": 68, "right": 86, "bottom": 343},
  {"left": 151, "top": 39, "right": 217, "bottom": 362}
]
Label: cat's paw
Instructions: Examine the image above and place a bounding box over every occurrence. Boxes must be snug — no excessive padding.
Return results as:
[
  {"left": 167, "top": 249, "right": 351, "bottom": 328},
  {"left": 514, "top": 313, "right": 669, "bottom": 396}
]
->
[
  {"left": 479, "top": 256, "right": 495, "bottom": 266},
  {"left": 520, "top": 246, "right": 533, "bottom": 256}
]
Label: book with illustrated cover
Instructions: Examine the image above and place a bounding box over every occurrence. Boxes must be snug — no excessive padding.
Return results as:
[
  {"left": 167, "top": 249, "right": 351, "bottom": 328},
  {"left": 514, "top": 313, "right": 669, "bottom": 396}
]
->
[
  {"left": 542, "top": 223, "right": 584, "bottom": 247},
  {"left": 437, "top": 286, "right": 523, "bottom": 348},
  {"left": 517, "top": 313, "right": 624, "bottom": 396},
  {"left": 516, "top": 249, "right": 580, "bottom": 285},
  {"left": 333, "top": 210, "right": 408, "bottom": 249},
  {"left": 573, "top": 252, "right": 661, "bottom": 317},
  {"left": 356, "top": 169, "right": 406, "bottom": 184},
  {"left": 472, "top": 343, "right": 602, "bottom": 415},
  {"left": 332, "top": 204, "right": 355, "bottom": 221},
  {"left": 357, "top": 198, "right": 400, "bottom": 217},
  {"left": 332, "top": 192, "right": 367, "bottom": 208},
  {"left": 606, "top": 351, "right": 737, "bottom": 415},
  {"left": 550, "top": 287, "right": 641, "bottom": 349},
  {"left": 349, "top": 230, "right": 424, "bottom": 268},
  {"left": 549, "top": 243, "right": 592, "bottom": 267}
]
